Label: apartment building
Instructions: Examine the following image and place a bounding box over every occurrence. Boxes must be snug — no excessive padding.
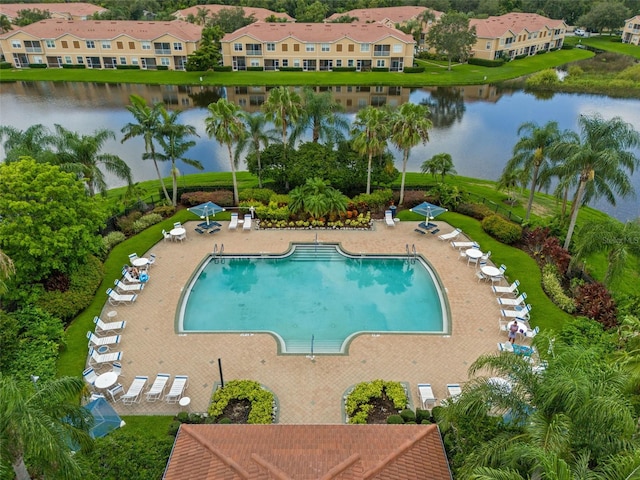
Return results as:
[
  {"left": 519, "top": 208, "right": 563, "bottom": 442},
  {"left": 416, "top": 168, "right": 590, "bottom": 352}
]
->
[
  {"left": 470, "top": 13, "right": 566, "bottom": 61},
  {"left": 0, "top": 19, "right": 202, "bottom": 70},
  {"left": 173, "top": 4, "right": 294, "bottom": 23},
  {"left": 621, "top": 15, "right": 640, "bottom": 45},
  {"left": 0, "top": 2, "right": 107, "bottom": 21},
  {"left": 220, "top": 22, "right": 415, "bottom": 72}
]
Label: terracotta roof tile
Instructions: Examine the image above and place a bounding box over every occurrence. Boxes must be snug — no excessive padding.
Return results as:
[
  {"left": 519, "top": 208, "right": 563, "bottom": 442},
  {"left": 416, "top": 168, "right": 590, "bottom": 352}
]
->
[
  {"left": 0, "top": 2, "right": 106, "bottom": 20},
  {"left": 174, "top": 5, "right": 294, "bottom": 23},
  {"left": 163, "top": 424, "right": 452, "bottom": 480},
  {"left": 325, "top": 6, "right": 442, "bottom": 24},
  {"left": 470, "top": 13, "right": 566, "bottom": 39}
]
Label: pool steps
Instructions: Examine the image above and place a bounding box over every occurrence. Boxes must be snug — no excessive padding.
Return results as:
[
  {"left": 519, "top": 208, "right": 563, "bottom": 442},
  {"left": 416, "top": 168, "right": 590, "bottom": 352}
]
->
[{"left": 285, "top": 339, "right": 344, "bottom": 354}]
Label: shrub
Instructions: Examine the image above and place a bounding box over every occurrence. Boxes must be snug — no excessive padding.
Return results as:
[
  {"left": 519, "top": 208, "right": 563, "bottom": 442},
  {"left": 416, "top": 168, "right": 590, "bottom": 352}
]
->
[
  {"left": 541, "top": 264, "right": 576, "bottom": 313},
  {"left": 102, "top": 231, "right": 126, "bottom": 254},
  {"left": 218, "top": 417, "right": 232, "bottom": 424},
  {"left": 117, "top": 210, "right": 144, "bottom": 236},
  {"left": 567, "top": 65, "right": 584, "bottom": 77},
  {"left": 332, "top": 67, "right": 357, "bottom": 72},
  {"left": 387, "top": 414, "right": 404, "bottom": 424},
  {"left": 403, "top": 66, "right": 425, "bottom": 73},
  {"left": 525, "top": 69, "right": 559, "bottom": 88},
  {"left": 0, "top": 62, "right": 12, "bottom": 69},
  {"left": 132, "top": 213, "right": 163, "bottom": 233},
  {"left": 239, "top": 188, "right": 275, "bottom": 204},
  {"left": 456, "top": 202, "right": 494, "bottom": 220},
  {"left": 246, "top": 66, "right": 264, "bottom": 71},
  {"left": 208, "top": 380, "right": 275, "bottom": 424},
  {"left": 255, "top": 202, "right": 290, "bottom": 222},
  {"left": 28, "top": 63, "right": 47, "bottom": 68},
  {"left": 167, "top": 421, "right": 181, "bottom": 436},
  {"left": 542, "top": 236, "right": 571, "bottom": 275},
  {"left": 151, "top": 205, "right": 176, "bottom": 218},
  {"left": 399, "top": 190, "right": 428, "bottom": 207},
  {"left": 575, "top": 282, "right": 618, "bottom": 329},
  {"left": 279, "top": 67, "right": 303, "bottom": 71},
  {"left": 345, "top": 380, "right": 408, "bottom": 424},
  {"left": 415, "top": 408, "right": 431, "bottom": 424},
  {"left": 269, "top": 193, "right": 289, "bottom": 206},
  {"left": 180, "top": 190, "right": 234, "bottom": 207},
  {"left": 213, "top": 65, "right": 233, "bottom": 72},
  {"left": 352, "top": 189, "right": 393, "bottom": 213},
  {"left": 468, "top": 57, "right": 504, "bottom": 67},
  {"left": 481, "top": 215, "right": 522, "bottom": 244},
  {"left": 400, "top": 408, "right": 416, "bottom": 423},
  {"left": 371, "top": 67, "right": 389, "bottom": 72},
  {"left": 61, "top": 64, "right": 86, "bottom": 69},
  {"left": 115, "top": 65, "right": 141, "bottom": 70}
]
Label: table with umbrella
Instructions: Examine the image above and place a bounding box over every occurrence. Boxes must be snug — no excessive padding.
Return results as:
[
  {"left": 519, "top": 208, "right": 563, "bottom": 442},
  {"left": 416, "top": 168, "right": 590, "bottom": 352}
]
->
[
  {"left": 410, "top": 201, "right": 447, "bottom": 230},
  {"left": 187, "top": 201, "right": 225, "bottom": 229}
]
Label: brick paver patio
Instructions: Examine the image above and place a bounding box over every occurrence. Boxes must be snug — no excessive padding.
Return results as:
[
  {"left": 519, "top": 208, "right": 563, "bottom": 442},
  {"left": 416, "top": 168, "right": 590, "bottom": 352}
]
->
[{"left": 95, "top": 220, "right": 506, "bottom": 423}]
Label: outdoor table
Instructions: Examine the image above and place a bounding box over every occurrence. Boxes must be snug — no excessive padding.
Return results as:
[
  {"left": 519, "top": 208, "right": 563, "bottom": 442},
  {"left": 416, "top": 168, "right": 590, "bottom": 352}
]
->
[
  {"left": 481, "top": 266, "right": 502, "bottom": 278},
  {"left": 465, "top": 248, "right": 483, "bottom": 260},
  {"left": 506, "top": 319, "right": 529, "bottom": 337},
  {"left": 170, "top": 227, "right": 186, "bottom": 239},
  {"left": 131, "top": 257, "right": 148, "bottom": 268},
  {"left": 94, "top": 371, "right": 118, "bottom": 390}
]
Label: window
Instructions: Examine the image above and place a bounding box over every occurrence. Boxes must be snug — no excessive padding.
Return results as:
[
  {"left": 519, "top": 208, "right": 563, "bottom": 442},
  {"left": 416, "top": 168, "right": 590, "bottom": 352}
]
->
[
  {"left": 102, "top": 41, "right": 111, "bottom": 49},
  {"left": 293, "top": 59, "right": 300, "bottom": 67},
  {"left": 116, "top": 41, "right": 123, "bottom": 49},
  {"left": 128, "top": 41, "right": 135, "bottom": 49},
  {"left": 73, "top": 41, "right": 80, "bottom": 48},
  {"left": 361, "top": 43, "right": 370, "bottom": 52},
  {"left": 250, "top": 59, "right": 260, "bottom": 67},
  {"left": 348, "top": 44, "right": 354, "bottom": 52},
  {"left": 336, "top": 44, "right": 342, "bottom": 52},
  {"left": 336, "top": 59, "right": 342, "bottom": 67},
  {"left": 24, "top": 40, "right": 42, "bottom": 52},
  {"left": 293, "top": 44, "right": 300, "bottom": 52},
  {"left": 11, "top": 40, "right": 21, "bottom": 48},
  {"left": 376, "top": 59, "right": 385, "bottom": 67},
  {"left": 282, "top": 44, "right": 288, "bottom": 52},
  {"left": 65, "top": 56, "right": 72, "bottom": 63},
  {"left": 246, "top": 43, "right": 262, "bottom": 55},
  {"left": 393, "top": 44, "right": 402, "bottom": 53},
  {"left": 61, "top": 41, "right": 68, "bottom": 48},
  {"left": 161, "top": 57, "right": 170, "bottom": 66},
  {"left": 282, "top": 59, "right": 288, "bottom": 67},
  {"left": 120, "top": 57, "right": 127, "bottom": 65},
  {"left": 374, "top": 45, "right": 390, "bottom": 56},
  {"left": 32, "top": 56, "right": 43, "bottom": 64},
  {"left": 76, "top": 56, "right": 84, "bottom": 63},
  {"left": 45, "top": 40, "right": 55, "bottom": 48},
  {"left": 154, "top": 42, "right": 171, "bottom": 54},
  {"left": 347, "top": 59, "right": 354, "bottom": 67},
  {"left": 131, "top": 57, "right": 139, "bottom": 65},
  {"left": 306, "top": 44, "right": 315, "bottom": 52},
  {"left": 86, "top": 41, "right": 95, "bottom": 49},
  {"left": 234, "top": 43, "right": 243, "bottom": 51},
  {"left": 141, "top": 42, "right": 151, "bottom": 50},
  {"left": 266, "top": 42, "right": 275, "bottom": 51},
  {"left": 486, "top": 41, "right": 491, "bottom": 49},
  {"left": 173, "top": 42, "right": 183, "bottom": 51},
  {"left": 321, "top": 43, "right": 330, "bottom": 52}
]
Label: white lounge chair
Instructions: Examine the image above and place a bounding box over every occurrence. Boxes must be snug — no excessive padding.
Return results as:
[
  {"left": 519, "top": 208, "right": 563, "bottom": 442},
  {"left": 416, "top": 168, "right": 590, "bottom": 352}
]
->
[
  {"left": 106, "top": 288, "right": 137, "bottom": 306},
  {"left": 121, "top": 376, "right": 148, "bottom": 405},
  {"left": 243, "top": 214, "right": 252, "bottom": 231},
  {"left": 121, "top": 267, "right": 142, "bottom": 284},
  {"left": 89, "top": 347, "right": 122, "bottom": 367},
  {"left": 497, "top": 292, "right": 527, "bottom": 307},
  {"left": 524, "top": 326, "right": 540, "bottom": 339},
  {"left": 493, "top": 280, "right": 520, "bottom": 297},
  {"left": 228, "top": 213, "right": 239, "bottom": 230},
  {"left": 384, "top": 210, "right": 395, "bottom": 227},
  {"left": 165, "top": 375, "right": 188, "bottom": 404},
  {"left": 114, "top": 279, "right": 144, "bottom": 293},
  {"left": 451, "top": 241, "right": 479, "bottom": 250},
  {"left": 145, "top": 373, "right": 171, "bottom": 402},
  {"left": 86, "top": 331, "right": 121, "bottom": 348},
  {"left": 446, "top": 384, "right": 462, "bottom": 400},
  {"left": 93, "top": 316, "right": 126, "bottom": 335},
  {"left": 438, "top": 228, "right": 462, "bottom": 241},
  {"left": 501, "top": 304, "right": 532, "bottom": 320},
  {"left": 417, "top": 383, "right": 437, "bottom": 409}
]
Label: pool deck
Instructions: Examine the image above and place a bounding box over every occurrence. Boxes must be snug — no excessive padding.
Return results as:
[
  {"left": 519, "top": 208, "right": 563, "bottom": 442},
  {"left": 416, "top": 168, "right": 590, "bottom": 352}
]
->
[{"left": 98, "top": 220, "right": 507, "bottom": 423}]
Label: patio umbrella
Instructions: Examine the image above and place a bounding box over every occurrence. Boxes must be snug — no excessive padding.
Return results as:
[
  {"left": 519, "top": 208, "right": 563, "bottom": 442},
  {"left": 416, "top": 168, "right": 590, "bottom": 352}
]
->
[
  {"left": 85, "top": 397, "right": 124, "bottom": 439},
  {"left": 187, "top": 201, "right": 225, "bottom": 226},
  {"left": 410, "top": 201, "right": 447, "bottom": 225}
]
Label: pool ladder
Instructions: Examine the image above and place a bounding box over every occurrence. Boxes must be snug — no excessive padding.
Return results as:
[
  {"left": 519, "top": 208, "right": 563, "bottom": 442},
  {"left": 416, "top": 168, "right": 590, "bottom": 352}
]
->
[
  {"left": 406, "top": 243, "right": 417, "bottom": 264},
  {"left": 213, "top": 243, "right": 224, "bottom": 263}
]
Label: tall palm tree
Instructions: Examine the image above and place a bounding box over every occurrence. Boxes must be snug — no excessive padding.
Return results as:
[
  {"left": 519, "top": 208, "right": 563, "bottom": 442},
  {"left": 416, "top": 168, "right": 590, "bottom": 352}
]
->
[
  {"left": 293, "top": 87, "right": 348, "bottom": 146},
  {"left": 504, "top": 121, "right": 566, "bottom": 221},
  {"left": 351, "top": 106, "right": 390, "bottom": 195},
  {"left": 0, "top": 374, "right": 94, "bottom": 480},
  {"left": 235, "top": 112, "right": 274, "bottom": 189},
  {"left": 121, "top": 94, "right": 171, "bottom": 204},
  {"left": 53, "top": 125, "right": 132, "bottom": 196},
  {"left": 389, "top": 103, "right": 432, "bottom": 205},
  {"left": 496, "top": 167, "right": 527, "bottom": 205},
  {"left": 549, "top": 114, "right": 640, "bottom": 250},
  {"left": 154, "top": 108, "right": 201, "bottom": 206},
  {"left": 0, "top": 249, "right": 15, "bottom": 296},
  {"left": 0, "top": 124, "right": 56, "bottom": 163},
  {"left": 205, "top": 99, "right": 247, "bottom": 206}
]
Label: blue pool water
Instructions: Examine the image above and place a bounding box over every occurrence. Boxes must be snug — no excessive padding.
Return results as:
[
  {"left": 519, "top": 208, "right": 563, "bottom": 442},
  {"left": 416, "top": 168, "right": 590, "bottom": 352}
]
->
[{"left": 178, "top": 244, "right": 449, "bottom": 354}]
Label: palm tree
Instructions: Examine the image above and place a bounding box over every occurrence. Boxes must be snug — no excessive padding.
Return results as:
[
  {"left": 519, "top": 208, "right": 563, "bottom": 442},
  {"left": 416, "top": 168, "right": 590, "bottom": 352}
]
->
[
  {"left": 0, "top": 124, "right": 56, "bottom": 163},
  {"left": 504, "top": 121, "right": 566, "bottom": 221},
  {"left": 549, "top": 114, "right": 640, "bottom": 250},
  {"left": 235, "top": 112, "right": 274, "bottom": 189},
  {"left": 0, "top": 374, "right": 94, "bottom": 480},
  {"left": 53, "top": 125, "right": 132, "bottom": 196},
  {"left": 154, "top": 108, "right": 201, "bottom": 206},
  {"left": 389, "top": 103, "right": 432, "bottom": 205},
  {"left": 0, "top": 14, "right": 12, "bottom": 34},
  {"left": 121, "top": 94, "right": 171, "bottom": 203},
  {"left": 496, "top": 167, "right": 527, "bottom": 205},
  {"left": 205, "top": 99, "right": 247, "bottom": 206},
  {"left": 0, "top": 249, "right": 15, "bottom": 295},
  {"left": 294, "top": 87, "right": 348, "bottom": 146},
  {"left": 351, "top": 106, "right": 390, "bottom": 195},
  {"left": 572, "top": 219, "right": 640, "bottom": 285},
  {"left": 421, "top": 152, "right": 457, "bottom": 182}
]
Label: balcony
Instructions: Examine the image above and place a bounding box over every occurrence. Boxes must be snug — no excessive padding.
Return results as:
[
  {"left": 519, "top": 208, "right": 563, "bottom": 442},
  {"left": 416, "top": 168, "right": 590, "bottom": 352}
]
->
[
  {"left": 373, "top": 51, "right": 390, "bottom": 57},
  {"left": 155, "top": 49, "right": 171, "bottom": 55},
  {"left": 246, "top": 50, "right": 263, "bottom": 56},
  {"left": 25, "top": 47, "right": 43, "bottom": 53}
]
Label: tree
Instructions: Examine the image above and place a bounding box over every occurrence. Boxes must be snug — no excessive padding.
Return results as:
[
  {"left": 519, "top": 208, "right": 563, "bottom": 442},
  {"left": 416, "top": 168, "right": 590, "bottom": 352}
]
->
[
  {"left": 208, "top": 6, "right": 255, "bottom": 32},
  {"left": 295, "top": 0, "right": 329, "bottom": 22},
  {"left": 572, "top": 219, "right": 640, "bottom": 286},
  {"left": 293, "top": 87, "right": 348, "bottom": 146},
  {"left": 503, "top": 121, "right": 564, "bottom": 221},
  {"left": 351, "top": 106, "right": 391, "bottom": 195},
  {"left": 496, "top": 167, "right": 527, "bottom": 204},
  {"left": 425, "top": 11, "right": 477, "bottom": 71},
  {"left": 14, "top": 8, "right": 50, "bottom": 26},
  {"left": 205, "top": 99, "right": 247, "bottom": 206},
  {"left": 121, "top": 94, "right": 171, "bottom": 203},
  {"left": 0, "top": 158, "right": 106, "bottom": 284},
  {"left": 53, "top": 125, "right": 132, "bottom": 196},
  {"left": 0, "top": 249, "right": 15, "bottom": 296},
  {"left": 421, "top": 152, "right": 457, "bottom": 182},
  {"left": 288, "top": 177, "right": 347, "bottom": 219},
  {"left": 549, "top": 114, "right": 640, "bottom": 250},
  {"left": 185, "top": 26, "right": 223, "bottom": 71},
  {"left": 577, "top": 1, "right": 631, "bottom": 35},
  {"left": 389, "top": 103, "right": 432, "bottom": 205},
  {"left": 0, "top": 124, "right": 56, "bottom": 163},
  {"left": 0, "top": 374, "right": 94, "bottom": 480},
  {"left": 235, "top": 112, "right": 276, "bottom": 188},
  {"left": 154, "top": 107, "right": 201, "bottom": 206},
  {"left": 0, "top": 14, "right": 12, "bottom": 33}
]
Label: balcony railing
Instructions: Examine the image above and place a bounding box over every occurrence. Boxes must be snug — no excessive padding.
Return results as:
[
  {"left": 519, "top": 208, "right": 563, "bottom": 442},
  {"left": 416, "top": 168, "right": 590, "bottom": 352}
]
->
[
  {"left": 155, "top": 49, "right": 171, "bottom": 55},
  {"left": 25, "top": 47, "right": 43, "bottom": 53},
  {"left": 246, "top": 50, "right": 263, "bottom": 56},
  {"left": 373, "top": 51, "right": 390, "bottom": 57}
]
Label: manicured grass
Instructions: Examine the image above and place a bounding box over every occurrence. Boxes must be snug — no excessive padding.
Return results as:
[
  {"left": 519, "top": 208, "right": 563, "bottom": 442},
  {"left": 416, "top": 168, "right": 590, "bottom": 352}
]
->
[
  {"left": 119, "top": 415, "right": 174, "bottom": 436},
  {"left": 564, "top": 35, "right": 640, "bottom": 59},
  {"left": 0, "top": 49, "right": 592, "bottom": 87}
]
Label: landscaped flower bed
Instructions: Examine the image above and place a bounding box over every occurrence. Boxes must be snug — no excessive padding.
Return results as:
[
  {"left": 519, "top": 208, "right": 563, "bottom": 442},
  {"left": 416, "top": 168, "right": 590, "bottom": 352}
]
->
[
  {"left": 258, "top": 212, "right": 372, "bottom": 230},
  {"left": 344, "top": 379, "right": 409, "bottom": 424},
  {"left": 208, "top": 379, "right": 277, "bottom": 424}
]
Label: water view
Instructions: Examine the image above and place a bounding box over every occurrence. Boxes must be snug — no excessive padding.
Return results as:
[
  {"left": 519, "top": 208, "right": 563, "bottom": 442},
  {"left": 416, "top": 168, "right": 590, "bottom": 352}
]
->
[{"left": 1, "top": 81, "right": 638, "bottom": 221}]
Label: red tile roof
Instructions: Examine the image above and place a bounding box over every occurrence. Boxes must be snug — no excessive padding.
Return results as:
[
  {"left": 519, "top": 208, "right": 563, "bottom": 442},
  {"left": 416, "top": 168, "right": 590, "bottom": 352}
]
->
[
  {"left": 0, "top": 19, "right": 203, "bottom": 42},
  {"left": 326, "top": 6, "right": 442, "bottom": 24},
  {"left": 0, "top": 2, "right": 106, "bottom": 20},
  {"left": 222, "top": 22, "right": 414, "bottom": 44},
  {"left": 163, "top": 424, "right": 452, "bottom": 480},
  {"left": 470, "top": 13, "right": 566, "bottom": 38},
  {"left": 174, "top": 5, "right": 294, "bottom": 23}
]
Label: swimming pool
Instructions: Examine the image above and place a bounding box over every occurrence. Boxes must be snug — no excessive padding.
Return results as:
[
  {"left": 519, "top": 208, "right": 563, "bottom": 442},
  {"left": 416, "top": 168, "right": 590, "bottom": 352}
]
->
[{"left": 177, "top": 243, "right": 450, "bottom": 354}]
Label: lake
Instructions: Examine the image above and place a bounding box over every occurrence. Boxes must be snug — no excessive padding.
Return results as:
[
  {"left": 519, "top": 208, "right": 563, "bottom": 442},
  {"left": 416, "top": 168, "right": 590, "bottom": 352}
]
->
[{"left": 1, "top": 81, "right": 638, "bottom": 222}]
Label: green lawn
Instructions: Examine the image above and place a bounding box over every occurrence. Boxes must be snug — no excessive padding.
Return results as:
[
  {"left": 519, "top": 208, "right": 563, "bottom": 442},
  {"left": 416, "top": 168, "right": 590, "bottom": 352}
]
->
[{"left": 564, "top": 34, "right": 640, "bottom": 59}]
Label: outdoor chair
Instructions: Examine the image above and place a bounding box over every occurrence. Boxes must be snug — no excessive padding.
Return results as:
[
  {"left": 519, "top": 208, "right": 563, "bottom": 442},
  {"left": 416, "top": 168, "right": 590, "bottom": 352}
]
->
[
  {"left": 429, "top": 228, "right": 440, "bottom": 236},
  {"left": 209, "top": 228, "right": 221, "bottom": 235},
  {"left": 106, "top": 288, "right": 137, "bottom": 306},
  {"left": 162, "top": 229, "right": 172, "bottom": 242},
  {"left": 243, "top": 214, "right": 252, "bottom": 231},
  {"left": 86, "top": 331, "right": 121, "bottom": 348},
  {"left": 114, "top": 279, "right": 144, "bottom": 293},
  {"left": 111, "top": 362, "right": 123, "bottom": 377},
  {"left": 417, "top": 383, "right": 437, "bottom": 409},
  {"left": 173, "top": 222, "right": 182, "bottom": 229},
  {"left": 128, "top": 253, "right": 138, "bottom": 263},
  {"left": 194, "top": 228, "right": 205, "bottom": 234},
  {"left": 165, "top": 375, "right": 188, "bottom": 404},
  {"left": 414, "top": 228, "right": 426, "bottom": 235},
  {"left": 501, "top": 304, "right": 532, "bottom": 320},
  {"left": 438, "top": 228, "right": 462, "bottom": 241},
  {"left": 83, "top": 367, "right": 98, "bottom": 386},
  {"left": 384, "top": 210, "right": 395, "bottom": 227},
  {"left": 107, "top": 383, "right": 124, "bottom": 402},
  {"left": 228, "top": 213, "right": 239, "bottom": 230},
  {"left": 145, "top": 373, "right": 171, "bottom": 402},
  {"left": 524, "top": 326, "right": 540, "bottom": 340},
  {"left": 492, "top": 280, "right": 520, "bottom": 297},
  {"left": 497, "top": 292, "right": 527, "bottom": 307},
  {"left": 88, "top": 347, "right": 122, "bottom": 367},
  {"left": 147, "top": 253, "right": 156, "bottom": 267},
  {"left": 93, "top": 316, "right": 126, "bottom": 335},
  {"left": 121, "top": 268, "right": 142, "bottom": 284},
  {"left": 121, "top": 376, "right": 148, "bottom": 405},
  {"left": 446, "top": 384, "right": 462, "bottom": 400},
  {"left": 498, "top": 318, "right": 510, "bottom": 332}
]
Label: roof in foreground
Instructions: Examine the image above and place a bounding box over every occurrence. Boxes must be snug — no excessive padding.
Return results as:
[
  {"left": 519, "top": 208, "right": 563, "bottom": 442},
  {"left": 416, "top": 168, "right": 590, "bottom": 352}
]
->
[
  {"left": 0, "top": 2, "right": 106, "bottom": 18},
  {"left": 471, "top": 12, "right": 567, "bottom": 38},
  {"left": 222, "top": 22, "right": 415, "bottom": 44},
  {"left": 174, "top": 4, "right": 294, "bottom": 22},
  {"left": 0, "top": 19, "right": 203, "bottom": 42},
  {"left": 163, "top": 424, "right": 452, "bottom": 480},
  {"left": 326, "top": 6, "right": 442, "bottom": 23}
]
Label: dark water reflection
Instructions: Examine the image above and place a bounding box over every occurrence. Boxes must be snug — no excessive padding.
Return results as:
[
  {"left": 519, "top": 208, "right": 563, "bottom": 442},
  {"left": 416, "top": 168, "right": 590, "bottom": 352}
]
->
[{"left": 1, "top": 81, "right": 638, "bottom": 221}]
